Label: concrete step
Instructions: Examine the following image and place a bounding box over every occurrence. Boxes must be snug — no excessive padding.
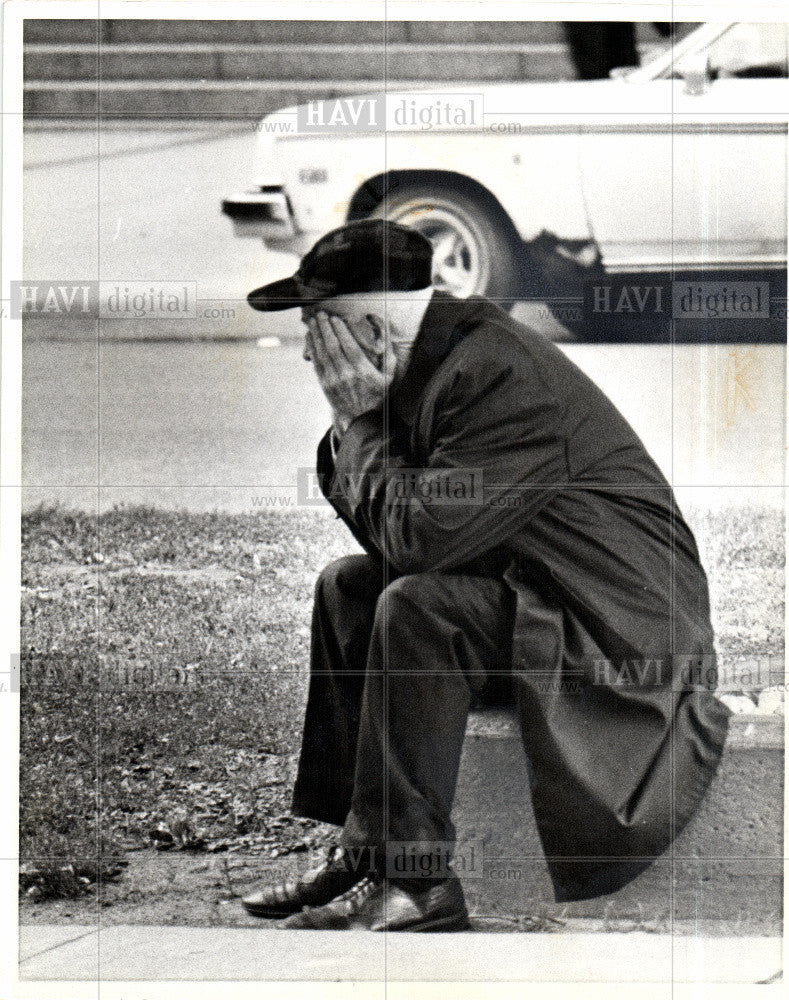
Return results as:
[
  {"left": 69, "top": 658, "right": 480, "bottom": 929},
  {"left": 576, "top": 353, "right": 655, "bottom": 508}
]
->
[
  {"left": 24, "top": 42, "right": 577, "bottom": 83},
  {"left": 23, "top": 78, "right": 492, "bottom": 118},
  {"left": 453, "top": 710, "right": 783, "bottom": 932},
  {"left": 22, "top": 21, "right": 679, "bottom": 118},
  {"left": 23, "top": 20, "right": 571, "bottom": 45},
  {"left": 22, "top": 41, "right": 667, "bottom": 118}
]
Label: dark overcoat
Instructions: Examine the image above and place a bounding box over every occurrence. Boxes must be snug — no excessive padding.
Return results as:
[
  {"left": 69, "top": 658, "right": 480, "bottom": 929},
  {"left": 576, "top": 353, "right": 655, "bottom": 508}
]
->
[{"left": 317, "top": 289, "right": 731, "bottom": 901}]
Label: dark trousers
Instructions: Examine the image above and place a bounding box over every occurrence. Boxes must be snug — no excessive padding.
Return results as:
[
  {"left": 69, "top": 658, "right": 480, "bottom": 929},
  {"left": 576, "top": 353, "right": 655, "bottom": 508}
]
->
[{"left": 291, "top": 554, "right": 515, "bottom": 864}]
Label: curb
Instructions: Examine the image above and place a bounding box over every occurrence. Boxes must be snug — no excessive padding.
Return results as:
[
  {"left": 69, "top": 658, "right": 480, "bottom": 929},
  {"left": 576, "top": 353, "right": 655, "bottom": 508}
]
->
[{"left": 466, "top": 709, "right": 784, "bottom": 747}]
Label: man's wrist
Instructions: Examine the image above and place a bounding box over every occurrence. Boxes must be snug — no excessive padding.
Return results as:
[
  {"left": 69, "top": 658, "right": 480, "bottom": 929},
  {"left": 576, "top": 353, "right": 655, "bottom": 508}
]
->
[
  {"left": 329, "top": 425, "right": 342, "bottom": 460},
  {"left": 334, "top": 403, "right": 387, "bottom": 437},
  {"left": 330, "top": 406, "right": 351, "bottom": 435}
]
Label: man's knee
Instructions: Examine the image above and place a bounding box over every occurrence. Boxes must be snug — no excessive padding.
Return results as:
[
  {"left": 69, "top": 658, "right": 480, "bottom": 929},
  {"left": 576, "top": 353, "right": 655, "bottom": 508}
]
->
[
  {"left": 315, "top": 554, "right": 382, "bottom": 604},
  {"left": 374, "top": 573, "right": 443, "bottom": 627},
  {"left": 373, "top": 572, "right": 512, "bottom": 671}
]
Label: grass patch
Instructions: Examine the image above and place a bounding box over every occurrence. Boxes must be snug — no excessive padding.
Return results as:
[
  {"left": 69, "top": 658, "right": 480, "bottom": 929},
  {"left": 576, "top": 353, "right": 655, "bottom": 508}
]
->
[
  {"left": 21, "top": 505, "right": 355, "bottom": 891},
  {"left": 687, "top": 504, "right": 785, "bottom": 664}
]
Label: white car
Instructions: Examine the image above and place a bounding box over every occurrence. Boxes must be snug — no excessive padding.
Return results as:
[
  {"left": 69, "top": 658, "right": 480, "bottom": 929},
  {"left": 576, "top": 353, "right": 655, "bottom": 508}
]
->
[{"left": 223, "top": 21, "right": 786, "bottom": 335}]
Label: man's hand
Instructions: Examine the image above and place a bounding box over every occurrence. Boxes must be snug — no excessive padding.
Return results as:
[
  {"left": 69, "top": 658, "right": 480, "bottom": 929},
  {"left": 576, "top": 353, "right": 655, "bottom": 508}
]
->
[{"left": 308, "top": 311, "right": 397, "bottom": 435}]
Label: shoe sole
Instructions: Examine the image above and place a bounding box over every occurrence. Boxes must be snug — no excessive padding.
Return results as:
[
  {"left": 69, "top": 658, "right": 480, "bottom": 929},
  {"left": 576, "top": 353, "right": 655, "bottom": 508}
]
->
[
  {"left": 381, "top": 912, "right": 471, "bottom": 932},
  {"left": 243, "top": 905, "right": 300, "bottom": 919}
]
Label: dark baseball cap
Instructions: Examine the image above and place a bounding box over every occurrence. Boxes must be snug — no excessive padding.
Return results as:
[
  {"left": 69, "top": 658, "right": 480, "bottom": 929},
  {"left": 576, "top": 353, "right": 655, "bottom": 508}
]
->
[{"left": 247, "top": 219, "right": 433, "bottom": 312}]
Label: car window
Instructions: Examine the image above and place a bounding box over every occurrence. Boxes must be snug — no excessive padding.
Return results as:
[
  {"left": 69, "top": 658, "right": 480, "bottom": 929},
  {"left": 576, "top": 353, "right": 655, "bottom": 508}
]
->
[{"left": 705, "top": 22, "right": 788, "bottom": 78}]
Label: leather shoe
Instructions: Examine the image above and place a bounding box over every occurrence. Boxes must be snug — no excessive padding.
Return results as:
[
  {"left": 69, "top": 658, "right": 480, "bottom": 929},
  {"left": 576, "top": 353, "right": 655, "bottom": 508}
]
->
[
  {"left": 279, "top": 874, "right": 469, "bottom": 931},
  {"left": 242, "top": 844, "right": 374, "bottom": 918}
]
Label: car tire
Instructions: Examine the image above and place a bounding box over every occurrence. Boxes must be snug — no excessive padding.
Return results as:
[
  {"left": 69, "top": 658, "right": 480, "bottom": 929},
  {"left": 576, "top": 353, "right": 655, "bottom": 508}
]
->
[{"left": 368, "top": 184, "right": 523, "bottom": 304}]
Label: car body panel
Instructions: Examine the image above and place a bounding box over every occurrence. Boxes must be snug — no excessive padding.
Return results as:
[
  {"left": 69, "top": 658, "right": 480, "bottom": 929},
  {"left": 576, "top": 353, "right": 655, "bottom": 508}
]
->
[
  {"left": 580, "top": 80, "right": 787, "bottom": 269},
  {"left": 269, "top": 126, "right": 591, "bottom": 242},
  {"left": 223, "top": 21, "right": 788, "bottom": 279}
]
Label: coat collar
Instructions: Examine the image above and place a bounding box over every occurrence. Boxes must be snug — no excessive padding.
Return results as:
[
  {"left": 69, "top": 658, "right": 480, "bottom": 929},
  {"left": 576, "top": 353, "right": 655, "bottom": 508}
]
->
[{"left": 389, "top": 290, "right": 490, "bottom": 426}]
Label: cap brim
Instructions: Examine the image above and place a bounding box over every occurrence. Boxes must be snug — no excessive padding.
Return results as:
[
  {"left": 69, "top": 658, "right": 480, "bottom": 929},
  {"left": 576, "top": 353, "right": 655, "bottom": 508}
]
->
[{"left": 247, "top": 276, "right": 307, "bottom": 312}]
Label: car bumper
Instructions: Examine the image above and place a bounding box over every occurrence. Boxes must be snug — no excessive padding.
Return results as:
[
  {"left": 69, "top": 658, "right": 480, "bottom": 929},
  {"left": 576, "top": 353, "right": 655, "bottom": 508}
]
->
[{"left": 221, "top": 187, "right": 314, "bottom": 254}]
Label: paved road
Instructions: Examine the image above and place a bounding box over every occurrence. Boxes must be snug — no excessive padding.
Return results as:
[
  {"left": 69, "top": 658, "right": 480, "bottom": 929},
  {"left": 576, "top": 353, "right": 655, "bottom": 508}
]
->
[
  {"left": 22, "top": 337, "right": 784, "bottom": 514},
  {"left": 22, "top": 122, "right": 304, "bottom": 341}
]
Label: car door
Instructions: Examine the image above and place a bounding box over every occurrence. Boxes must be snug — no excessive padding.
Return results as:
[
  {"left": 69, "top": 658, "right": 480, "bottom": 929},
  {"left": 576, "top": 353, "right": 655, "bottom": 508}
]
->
[
  {"left": 577, "top": 76, "right": 675, "bottom": 271},
  {"left": 579, "top": 22, "right": 788, "bottom": 273},
  {"left": 670, "top": 22, "right": 788, "bottom": 269}
]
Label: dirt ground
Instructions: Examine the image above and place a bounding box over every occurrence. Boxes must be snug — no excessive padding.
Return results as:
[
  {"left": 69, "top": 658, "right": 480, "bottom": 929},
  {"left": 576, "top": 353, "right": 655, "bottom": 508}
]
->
[
  {"left": 20, "top": 849, "right": 319, "bottom": 928},
  {"left": 20, "top": 847, "right": 775, "bottom": 937}
]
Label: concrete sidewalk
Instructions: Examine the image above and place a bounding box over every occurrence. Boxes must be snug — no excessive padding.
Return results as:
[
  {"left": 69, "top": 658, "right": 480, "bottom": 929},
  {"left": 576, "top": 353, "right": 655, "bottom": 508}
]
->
[{"left": 18, "top": 924, "right": 783, "bottom": 983}]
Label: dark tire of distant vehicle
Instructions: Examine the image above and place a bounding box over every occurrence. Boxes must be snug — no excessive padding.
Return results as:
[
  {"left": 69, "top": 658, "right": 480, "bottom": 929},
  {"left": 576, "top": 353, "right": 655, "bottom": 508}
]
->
[{"left": 368, "top": 184, "right": 523, "bottom": 307}]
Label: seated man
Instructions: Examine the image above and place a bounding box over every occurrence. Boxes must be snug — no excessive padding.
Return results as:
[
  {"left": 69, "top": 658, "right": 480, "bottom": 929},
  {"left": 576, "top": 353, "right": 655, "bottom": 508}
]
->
[{"left": 242, "top": 219, "right": 731, "bottom": 932}]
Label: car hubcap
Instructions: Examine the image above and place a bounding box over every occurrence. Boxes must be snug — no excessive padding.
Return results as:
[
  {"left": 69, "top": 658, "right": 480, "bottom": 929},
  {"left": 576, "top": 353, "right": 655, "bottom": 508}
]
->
[{"left": 385, "top": 205, "right": 486, "bottom": 298}]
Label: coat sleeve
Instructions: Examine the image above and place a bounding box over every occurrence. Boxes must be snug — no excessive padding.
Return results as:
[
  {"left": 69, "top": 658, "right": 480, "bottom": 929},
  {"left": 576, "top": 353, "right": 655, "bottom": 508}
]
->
[
  {"left": 326, "top": 337, "right": 570, "bottom": 574},
  {"left": 316, "top": 426, "right": 386, "bottom": 560}
]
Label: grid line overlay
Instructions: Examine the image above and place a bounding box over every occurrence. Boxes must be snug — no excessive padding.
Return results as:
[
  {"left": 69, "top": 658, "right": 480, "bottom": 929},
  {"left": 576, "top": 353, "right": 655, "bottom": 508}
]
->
[{"left": 13, "top": 10, "right": 787, "bottom": 988}]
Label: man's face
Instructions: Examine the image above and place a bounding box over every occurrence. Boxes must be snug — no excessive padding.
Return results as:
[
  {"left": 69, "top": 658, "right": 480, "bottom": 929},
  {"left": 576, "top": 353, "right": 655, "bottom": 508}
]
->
[{"left": 300, "top": 295, "right": 384, "bottom": 368}]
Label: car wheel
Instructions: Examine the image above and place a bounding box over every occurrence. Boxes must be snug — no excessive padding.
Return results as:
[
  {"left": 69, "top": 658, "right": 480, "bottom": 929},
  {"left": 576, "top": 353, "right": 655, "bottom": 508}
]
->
[{"left": 369, "top": 185, "right": 522, "bottom": 302}]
